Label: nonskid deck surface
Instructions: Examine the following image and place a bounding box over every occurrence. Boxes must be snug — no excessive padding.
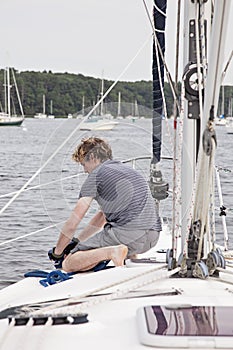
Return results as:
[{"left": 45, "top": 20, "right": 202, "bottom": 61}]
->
[
  {"left": 0, "top": 228, "right": 171, "bottom": 309},
  {"left": 1, "top": 229, "right": 233, "bottom": 314},
  {"left": 0, "top": 264, "right": 233, "bottom": 350},
  {"left": 0, "top": 221, "right": 231, "bottom": 350},
  {"left": 1, "top": 231, "right": 233, "bottom": 350}
]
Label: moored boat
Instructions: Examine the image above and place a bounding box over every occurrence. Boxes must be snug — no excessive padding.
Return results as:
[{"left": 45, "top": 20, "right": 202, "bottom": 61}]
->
[
  {"left": 0, "top": 67, "right": 25, "bottom": 127},
  {"left": 0, "top": 1, "right": 233, "bottom": 350}
]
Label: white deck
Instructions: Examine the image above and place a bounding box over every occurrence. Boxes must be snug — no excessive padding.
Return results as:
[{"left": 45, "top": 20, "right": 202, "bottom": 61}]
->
[{"left": 0, "top": 229, "right": 233, "bottom": 350}]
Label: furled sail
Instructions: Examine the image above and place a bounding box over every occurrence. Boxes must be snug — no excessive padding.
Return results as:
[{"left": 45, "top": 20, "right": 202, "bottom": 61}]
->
[
  {"left": 152, "top": 0, "right": 167, "bottom": 164},
  {"left": 149, "top": 0, "right": 168, "bottom": 201}
]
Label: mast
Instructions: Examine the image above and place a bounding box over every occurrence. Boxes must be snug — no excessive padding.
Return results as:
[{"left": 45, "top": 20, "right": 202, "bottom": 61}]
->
[
  {"left": 43, "top": 94, "right": 46, "bottom": 115},
  {"left": 12, "top": 68, "right": 25, "bottom": 118},
  {"left": 221, "top": 85, "right": 224, "bottom": 117},
  {"left": 180, "top": 0, "right": 213, "bottom": 264},
  {"left": 50, "top": 100, "right": 53, "bottom": 115},
  {"left": 82, "top": 96, "right": 85, "bottom": 116},
  {"left": 3, "top": 69, "right": 7, "bottom": 114},
  {"left": 117, "top": 92, "right": 121, "bottom": 117},
  {"left": 100, "top": 78, "right": 104, "bottom": 116},
  {"left": 134, "top": 99, "right": 139, "bottom": 117},
  {"left": 7, "top": 67, "right": 11, "bottom": 117},
  {"left": 180, "top": 0, "right": 231, "bottom": 278}
]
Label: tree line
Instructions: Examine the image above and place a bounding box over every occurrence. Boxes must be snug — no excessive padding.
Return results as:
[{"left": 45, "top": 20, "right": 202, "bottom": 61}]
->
[
  {"left": 0, "top": 68, "right": 231, "bottom": 118},
  {"left": 0, "top": 68, "right": 176, "bottom": 118}
]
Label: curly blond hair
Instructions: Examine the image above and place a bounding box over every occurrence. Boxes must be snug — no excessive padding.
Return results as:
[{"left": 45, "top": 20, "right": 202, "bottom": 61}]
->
[{"left": 72, "top": 137, "right": 112, "bottom": 163}]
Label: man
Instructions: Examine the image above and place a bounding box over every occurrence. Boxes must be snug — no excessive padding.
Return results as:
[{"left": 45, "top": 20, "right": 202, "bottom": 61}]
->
[{"left": 49, "top": 137, "right": 161, "bottom": 272}]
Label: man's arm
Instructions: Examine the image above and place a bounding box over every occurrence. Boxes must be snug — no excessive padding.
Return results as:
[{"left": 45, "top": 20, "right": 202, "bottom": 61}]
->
[
  {"left": 78, "top": 210, "right": 106, "bottom": 242},
  {"left": 54, "top": 196, "right": 93, "bottom": 255}
]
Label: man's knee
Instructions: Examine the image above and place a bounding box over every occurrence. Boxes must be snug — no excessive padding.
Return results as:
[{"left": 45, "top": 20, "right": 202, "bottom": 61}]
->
[{"left": 62, "top": 253, "right": 73, "bottom": 272}]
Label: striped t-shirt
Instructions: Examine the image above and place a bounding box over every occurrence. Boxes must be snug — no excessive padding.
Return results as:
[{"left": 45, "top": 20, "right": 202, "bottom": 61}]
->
[{"left": 79, "top": 160, "right": 161, "bottom": 231}]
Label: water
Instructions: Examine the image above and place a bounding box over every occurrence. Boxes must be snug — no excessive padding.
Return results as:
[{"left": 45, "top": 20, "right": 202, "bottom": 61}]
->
[{"left": 0, "top": 118, "right": 233, "bottom": 290}]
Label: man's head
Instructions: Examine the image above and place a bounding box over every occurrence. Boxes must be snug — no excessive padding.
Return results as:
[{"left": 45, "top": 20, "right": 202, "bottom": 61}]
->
[{"left": 72, "top": 137, "right": 112, "bottom": 172}]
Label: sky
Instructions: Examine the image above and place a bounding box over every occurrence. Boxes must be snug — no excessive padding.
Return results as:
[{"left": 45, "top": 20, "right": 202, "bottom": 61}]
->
[{"left": 0, "top": 0, "right": 232, "bottom": 84}]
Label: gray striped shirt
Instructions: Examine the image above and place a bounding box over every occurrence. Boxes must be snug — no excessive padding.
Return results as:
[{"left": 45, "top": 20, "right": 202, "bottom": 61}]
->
[{"left": 79, "top": 160, "right": 161, "bottom": 231}]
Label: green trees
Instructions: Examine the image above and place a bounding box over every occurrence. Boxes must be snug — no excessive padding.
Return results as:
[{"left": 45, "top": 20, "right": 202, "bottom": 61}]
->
[{"left": 0, "top": 68, "right": 199, "bottom": 118}]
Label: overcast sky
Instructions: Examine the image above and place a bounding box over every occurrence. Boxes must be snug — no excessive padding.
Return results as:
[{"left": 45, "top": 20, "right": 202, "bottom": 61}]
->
[{"left": 0, "top": 0, "right": 232, "bottom": 84}]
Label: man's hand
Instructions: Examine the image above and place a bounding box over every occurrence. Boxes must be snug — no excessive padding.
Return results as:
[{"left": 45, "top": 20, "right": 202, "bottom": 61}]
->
[
  {"left": 48, "top": 248, "right": 64, "bottom": 269},
  {"left": 63, "top": 237, "right": 79, "bottom": 255},
  {"left": 48, "top": 238, "right": 79, "bottom": 269}
]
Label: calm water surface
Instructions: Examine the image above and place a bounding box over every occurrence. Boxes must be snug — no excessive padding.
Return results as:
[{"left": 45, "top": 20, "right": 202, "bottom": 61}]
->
[{"left": 0, "top": 118, "right": 233, "bottom": 289}]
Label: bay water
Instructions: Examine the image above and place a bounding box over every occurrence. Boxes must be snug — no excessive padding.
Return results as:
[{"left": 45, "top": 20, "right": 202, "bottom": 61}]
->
[{"left": 0, "top": 117, "right": 233, "bottom": 290}]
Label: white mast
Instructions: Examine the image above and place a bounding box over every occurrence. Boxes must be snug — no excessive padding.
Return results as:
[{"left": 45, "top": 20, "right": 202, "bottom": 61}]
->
[
  {"left": 117, "top": 92, "right": 121, "bottom": 117},
  {"left": 82, "top": 96, "right": 85, "bottom": 116},
  {"left": 50, "top": 100, "right": 53, "bottom": 115},
  {"left": 221, "top": 85, "right": 225, "bottom": 116},
  {"left": 181, "top": 1, "right": 212, "bottom": 250},
  {"left": 7, "top": 67, "right": 11, "bottom": 117},
  {"left": 43, "top": 94, "right": 46, "bottom": 115},
  {"left": 100, "top": 78, "right": 104, "bottom": 116},
  {"left": 180, "top": 1, "right": 231, "bottom": 276},
  {"left": 4, "top": 69, "right": 7, "bottom": 114},
  {"left": 12, "top": 68, "right": 25, "bottom": 118}
]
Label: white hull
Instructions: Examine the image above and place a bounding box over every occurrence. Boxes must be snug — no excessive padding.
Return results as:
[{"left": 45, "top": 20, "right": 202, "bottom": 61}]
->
[
  {"left": 34, "top": 113, "right": 47, "bottom": 119},
  {"left": 80, "top": 119, "right": 118, "bottom": 131},
  {"left": 0, "top": 114, "right": 24, "bottom": 126}
]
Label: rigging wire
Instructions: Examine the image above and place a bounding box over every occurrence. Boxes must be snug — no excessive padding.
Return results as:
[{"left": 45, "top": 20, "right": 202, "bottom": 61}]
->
[
  {"left": 31, "top": 265, "right": 179, "bottom": 316},
  {"left": 0, "top": 220, "right": 66, "bottom": 248},
  {"left": 0, "top": 35, "right": 151, "bottom": 216},
  {"left": 1, "top": 155, "right": 173, "bottom": 199},
  {"left": 142, "top": 0, "right": 181, "bottom": 115},
  {"left": 194, "top": 1, "right": 231, "bottom": 261},
  {"left": 171, "top": 0, "right": 181, "bottom": 259},
  {"left": 11, "top": 68, "right": 25, "bottom": 118},
  {"left": 221, "top": 50, "right": 233, "bottom": 84},
  {"left": 0, "top": 156, "right": 164, "bottom": 247},
  {"left": 0, "top": 173, "right": 85, "bottom": 199}
]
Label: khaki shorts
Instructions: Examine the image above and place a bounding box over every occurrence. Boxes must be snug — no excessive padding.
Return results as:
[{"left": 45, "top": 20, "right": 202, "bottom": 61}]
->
[{"left": 71, "top": 224, "right": 160, "bottom": 257}]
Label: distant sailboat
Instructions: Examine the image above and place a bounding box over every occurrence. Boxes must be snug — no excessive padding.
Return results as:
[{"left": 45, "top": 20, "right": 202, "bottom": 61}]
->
[
  {"left": 116, "top": 92, "right": 123, "bottom": 119},
  {"left": 80, "top": 78, "right": 118, "bottom": 131},
  {"left": 48, "top": 100, "right": 55, "bottom": 119},
  {"left": 226, "top": 96, "right": 233, "bottom": 134},
  {"left": 76, "top": 96, "right": 85, "bottom": 119},
  {"left": 216, "top": 85, "right": 226, "bottom": 126},
  {"left": 34, "top": 94, "right": 47, "bottom": 119},
  {"left": 0, "top": 67, "right": 25, "bottom": 126},
  {"left": 125, "top": 99, "right": 139, "bottom": 121}
]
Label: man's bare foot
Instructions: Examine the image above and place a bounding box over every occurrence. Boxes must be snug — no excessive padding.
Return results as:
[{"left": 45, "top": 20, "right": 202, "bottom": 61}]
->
[{"left": 111, "top": 245, "right": 128, "bottom": 266}]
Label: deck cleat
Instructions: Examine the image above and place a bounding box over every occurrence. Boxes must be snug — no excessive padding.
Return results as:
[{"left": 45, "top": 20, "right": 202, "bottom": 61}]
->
[
  {"left": 192, "top": 261, "right": 209, "bottom": 279},
  {"left": 206, "top": 251, "right": 220, "bottom": 275},
  {"left": 167, "top": 257, "right": 177, "bottom": 270},
  {"left": 166, "top": 248, "right": 173, "bottom": 263}
]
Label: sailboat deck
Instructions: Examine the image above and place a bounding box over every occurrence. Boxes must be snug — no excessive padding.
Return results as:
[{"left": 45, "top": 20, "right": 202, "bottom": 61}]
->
[{"left": 0, "top": 260, "right": 233, "bottom": 350}]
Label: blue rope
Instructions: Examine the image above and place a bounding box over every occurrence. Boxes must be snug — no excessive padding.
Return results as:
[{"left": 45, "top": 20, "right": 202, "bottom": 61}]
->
[
  {"left": 39, "top": 270, "right": 73, "bottom": 287},
  {"left": 24, "top": 270, "right": 73, "bottom": 287},
  {"left": 24, "top": 260, "right": 111, "bottom": 287}
]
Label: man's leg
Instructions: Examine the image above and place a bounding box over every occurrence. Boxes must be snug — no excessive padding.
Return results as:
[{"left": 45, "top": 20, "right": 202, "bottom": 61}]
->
[{"left": 62, "top": 244, "right": 128, "bottom": 272}]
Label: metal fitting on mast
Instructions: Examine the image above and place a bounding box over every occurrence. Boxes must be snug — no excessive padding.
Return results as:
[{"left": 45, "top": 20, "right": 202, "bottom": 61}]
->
[{"left": 149, "top": 163, "right": 169, "bottom": 201}]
